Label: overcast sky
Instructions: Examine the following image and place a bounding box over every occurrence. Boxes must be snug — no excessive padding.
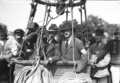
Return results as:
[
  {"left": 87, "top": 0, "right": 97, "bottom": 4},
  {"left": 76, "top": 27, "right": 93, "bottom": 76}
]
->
[{"left": 0, "top": 0, "right": 120, "bottom": 31}]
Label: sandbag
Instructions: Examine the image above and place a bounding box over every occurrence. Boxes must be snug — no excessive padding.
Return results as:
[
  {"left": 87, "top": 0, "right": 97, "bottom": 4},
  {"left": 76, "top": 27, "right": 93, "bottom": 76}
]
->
[
  {"left": 58, "top": 72, "right": 92, "bottom": 83},
  {"left": 14, "top": 64, "right": 53, "bottom": 83},
  {"left": 26, "top": 65, "right": 52, "bottom": 83}
]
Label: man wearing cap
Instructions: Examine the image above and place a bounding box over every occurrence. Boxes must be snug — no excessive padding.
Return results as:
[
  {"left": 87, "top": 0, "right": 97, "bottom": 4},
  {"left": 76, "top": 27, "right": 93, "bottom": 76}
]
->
[
  {"left": 93, "top": 28, "right": 120, "bottom": 83},
  {"left": 59, "top": 21, "right": 88, "bottom": 73},
  {"left": 41, "top": 24, "right": 61, "bottom": 64},
  {"left": 88, "top": 29, "right": 110, "bottom": 83},
  {"left": 1, "top": 29, "right": 25, "bottom": 60}
]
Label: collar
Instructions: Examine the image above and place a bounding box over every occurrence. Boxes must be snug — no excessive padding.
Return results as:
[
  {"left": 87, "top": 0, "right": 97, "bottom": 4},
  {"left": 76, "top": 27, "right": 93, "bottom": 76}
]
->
[
  {"left": 0, "top": 40, "right": 4, "bottom": 46},
  {"left": 67, "top": 36, "right": 72, "bottom": 45},
  {"left": 48, "top": 39, "right": 53, "bottom": 44}
]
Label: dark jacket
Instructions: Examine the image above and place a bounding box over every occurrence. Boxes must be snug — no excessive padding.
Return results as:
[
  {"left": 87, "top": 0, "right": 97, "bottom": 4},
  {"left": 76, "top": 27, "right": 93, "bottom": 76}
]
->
[
  {"left": 97, "top": 39, "right": 120, "bottom": 65},
  {"left": 44, "top": 39, "right": 61, "bottom": 62},
  {"left": 90, "top": 41, "right": 110, "bottom": 77}
]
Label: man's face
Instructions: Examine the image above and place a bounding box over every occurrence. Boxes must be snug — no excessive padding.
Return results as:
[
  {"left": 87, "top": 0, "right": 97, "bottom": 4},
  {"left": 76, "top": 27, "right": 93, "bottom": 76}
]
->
[
  {"left": 63, "top": 29, "right": 72, "bottom": 39},
  {"left": 114, "top": 34, "right": 120, "bottom": 40},
  {"left": 14, "top": 33, "right": 23, "bottom": 42},
  {"left": 48, "top": 32, "right": 56, "bottom": 40},
  {"left": 95, "top": 33, "right": 103, "bottom": 42}
]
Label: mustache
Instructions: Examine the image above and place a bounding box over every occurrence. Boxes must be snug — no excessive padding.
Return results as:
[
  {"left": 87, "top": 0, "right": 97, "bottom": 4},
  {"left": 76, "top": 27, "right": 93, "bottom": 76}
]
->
[{"left": 64, "top": 33, "right": 69, "bottom": 36}]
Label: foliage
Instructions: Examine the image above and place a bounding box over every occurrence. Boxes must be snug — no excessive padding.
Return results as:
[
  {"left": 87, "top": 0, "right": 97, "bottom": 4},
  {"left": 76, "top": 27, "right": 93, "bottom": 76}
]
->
[{"left": 59, "top": 14, "right": 120, "bottom": 39}]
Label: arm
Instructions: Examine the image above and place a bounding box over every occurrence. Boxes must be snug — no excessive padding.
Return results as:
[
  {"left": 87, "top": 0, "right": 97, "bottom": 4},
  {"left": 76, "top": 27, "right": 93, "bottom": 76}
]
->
[
  {"left": 49, "top": 43, "right": 61, "bottom": 62},
  {"left": 76, "top": 39, "right": 88, "bottom": 73}
]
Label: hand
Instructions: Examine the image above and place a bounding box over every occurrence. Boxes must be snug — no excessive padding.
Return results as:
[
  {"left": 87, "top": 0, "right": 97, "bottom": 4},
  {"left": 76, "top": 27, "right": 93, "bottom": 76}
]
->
[
  {"left": 88, "top": 57, "right": 97, "bottom": 65},
  {"left": 74, "top": 69, "right": 81, "bottom": 74},
  {"left": 44, "top": 59, "right": 51, "bottom": 65},
  {"left": 62, "top": 57, "right": 68, "bottom": 64},
  {"left": 88, "top": 59, "right": 95, "bottom": 65}
]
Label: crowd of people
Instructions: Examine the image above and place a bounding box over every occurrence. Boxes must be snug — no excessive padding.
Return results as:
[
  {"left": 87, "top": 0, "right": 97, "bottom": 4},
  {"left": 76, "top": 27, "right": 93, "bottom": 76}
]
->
[{"left": 0, "top": 21, "right": 119, "bottom": 83}]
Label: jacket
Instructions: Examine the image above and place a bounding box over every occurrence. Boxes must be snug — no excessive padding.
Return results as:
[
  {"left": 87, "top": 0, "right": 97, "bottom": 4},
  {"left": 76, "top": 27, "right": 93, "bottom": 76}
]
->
[
  {"left": 61, "top": 37, "right": 88, "bottom": 72},
  {"left": 97, "top": 39, "right": 120, "bottom": 65},
  {"left": 90, "top": 41, "right": 110, "bottom": 77},
  {"left": 44, "top": 39, "right": 61, "bottom": 62}
]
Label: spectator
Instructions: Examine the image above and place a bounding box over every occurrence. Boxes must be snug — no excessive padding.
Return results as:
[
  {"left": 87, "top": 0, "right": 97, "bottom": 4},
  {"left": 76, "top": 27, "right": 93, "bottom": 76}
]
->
[
  {"left": 93, "top": 27, "right": 120, "bottom": 83},
  {"left": 89, "top": 29, "right": 111, "bottom": 83}
]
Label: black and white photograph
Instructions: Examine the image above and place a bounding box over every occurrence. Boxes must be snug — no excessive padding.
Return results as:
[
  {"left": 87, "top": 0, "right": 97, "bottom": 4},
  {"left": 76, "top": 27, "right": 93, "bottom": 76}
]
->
[{"left": 0, "top": 0, "right": 120, "bottom": 83}]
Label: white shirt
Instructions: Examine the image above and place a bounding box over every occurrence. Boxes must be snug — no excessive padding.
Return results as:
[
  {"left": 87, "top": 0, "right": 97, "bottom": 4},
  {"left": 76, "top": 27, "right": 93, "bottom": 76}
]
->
[{"left": 4, "top": 36, "right": 21, "bottom": 56}]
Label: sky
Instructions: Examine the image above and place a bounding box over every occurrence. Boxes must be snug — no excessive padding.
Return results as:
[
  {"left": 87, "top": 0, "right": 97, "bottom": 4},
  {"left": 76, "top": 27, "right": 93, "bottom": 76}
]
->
[{"left": 0, "top": 0, "right": 120, "bottom": 31}]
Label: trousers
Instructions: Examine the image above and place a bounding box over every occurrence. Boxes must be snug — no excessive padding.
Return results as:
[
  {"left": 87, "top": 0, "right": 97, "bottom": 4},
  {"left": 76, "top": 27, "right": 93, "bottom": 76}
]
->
[{"left": 110, "top": 65, "right": 120, "bottom": 83}]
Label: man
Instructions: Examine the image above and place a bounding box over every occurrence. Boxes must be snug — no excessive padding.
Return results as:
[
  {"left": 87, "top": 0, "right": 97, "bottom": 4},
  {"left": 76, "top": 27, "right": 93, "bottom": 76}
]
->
[
  {"left": 59, "top": 21, "right": 88, "bottom": 73},
  {"left": 89, "top": 29, "right": 110, "bottom": 83},
  {"left": 0, "top": 24, "right": 10, "bottom": 83},
  {"left": 94, "top": 28, "right": 120, "bottom": 83},
  {"left": 1, "top": 29, "right": 25, "bottom": 60},
  {"left": 41, "top": 24, "right": 61, "bottom": 64}
]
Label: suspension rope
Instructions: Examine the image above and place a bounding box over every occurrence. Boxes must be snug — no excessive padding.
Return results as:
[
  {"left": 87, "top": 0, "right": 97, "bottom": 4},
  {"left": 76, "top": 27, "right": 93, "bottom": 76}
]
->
[
  {"left": 83, "top": 4, "right": 92, "bottom": 75},
  {"left": 18, "top": 0, "right": 38, "bottom": 59},
  {"left": 36, "top": 4, "right": 48, "bottom": 57},
  {"left": 45, "top": 2, "right": 69, "bottom": 26},
  {"left": 79, "top": 5, "right": 83, "bottom": 26},
  {"left": 71, "top": 7, "right": 75, "bottom": 71},
  {"left": 70, "top": 2, "right": 79, "bottom": 83},
  {"left": 70, "top": 0, "right": 76, "bottom": 72},
  {"left": 65, "top": 7, "right": 69, "bottom": 21}
]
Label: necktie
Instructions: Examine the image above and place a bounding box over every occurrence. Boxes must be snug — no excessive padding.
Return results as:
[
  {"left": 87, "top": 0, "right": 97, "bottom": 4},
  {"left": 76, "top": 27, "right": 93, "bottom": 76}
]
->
[{"left": 65, "top": 40, "right": 68, "bottom": 48}]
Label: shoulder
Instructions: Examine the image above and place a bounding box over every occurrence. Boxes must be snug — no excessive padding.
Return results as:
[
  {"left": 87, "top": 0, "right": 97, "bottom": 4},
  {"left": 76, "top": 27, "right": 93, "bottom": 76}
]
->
[
  {"left": 106, "top": 39, "right": 113, "bottom": 45},
  {"left": 75, "top": 37, "right": 83, "bottom": 44},
  {"left": 5, "top": 36, "right": 17, "bottom": 45}
]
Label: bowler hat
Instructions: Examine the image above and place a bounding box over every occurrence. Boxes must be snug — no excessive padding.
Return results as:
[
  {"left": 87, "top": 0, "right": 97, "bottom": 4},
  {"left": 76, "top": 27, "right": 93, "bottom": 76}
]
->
[
  {"left": 114, "top": 28, "right": 120, "bottom": 35},
  {"left": 47, "top": 24, "right": 58, "bottom": 32},
  {"left": 14, "top": 29, "right": 24, "bottom": 36},
  {"left": 59, "top": 23, "right": 76, "bottom": 32}
]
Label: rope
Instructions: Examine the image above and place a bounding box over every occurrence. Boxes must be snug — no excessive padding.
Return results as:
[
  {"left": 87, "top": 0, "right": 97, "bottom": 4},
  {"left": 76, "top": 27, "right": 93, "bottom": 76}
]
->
[
  {"left": 33, "top": 3, "right": 48, "bottom": 59},
  {"left": 14, "top": 59, "right": 40, "bottom": 83},
  {"left": 18, "top": 0, "right": 38, "bottom": 59},
  {"left": 65, "top": 7, "right": 69, "bottom": 21},
  {"left": 71, "top": 5, "right": 76, "bottom": 71},
  {"left": 70, "top": 2, "right": 79, "bottom": 83},
  {"left": 14, "top": 59, "right": 53, "bottom": 83}
]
